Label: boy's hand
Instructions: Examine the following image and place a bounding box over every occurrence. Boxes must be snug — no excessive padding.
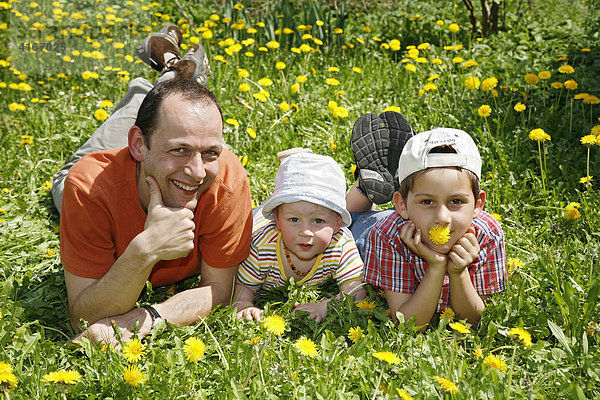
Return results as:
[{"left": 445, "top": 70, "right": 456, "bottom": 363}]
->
[
  {"left": 447, "top": 227, "right": 479, "bottom": 275},
  {"left": 400, "top": 222, "right": 447, "bottom": 270},
  {"left": 236, "top": 306, "right": 264, "bottom": 321},
  {"left": 293, "top": 301, "right": 328, "bottom": 323}
]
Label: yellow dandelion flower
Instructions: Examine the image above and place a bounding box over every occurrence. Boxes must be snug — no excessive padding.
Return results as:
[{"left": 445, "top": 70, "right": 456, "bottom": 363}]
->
[
  {"left": 483, "top": 353, "right": 507, "bottom": 372},
  {"left": 581, "top": 134, "right": 596, "bottom": 146},
  {"left": 397, "top": 388, "right": 414, "bottom": 400},
  {"left": 294, "top": 337, "right": 318, "bottom": 358},
  {"left": 245, "top": 336, "right": 262, "bottom": 345},
  {"left": 463, "top": 59, "right": 478, "bottom": 68},
  {"left": 564, "top": 80, "right": 578, "bottom": 90},
  {"left": 405, "top": 64, "right": 417, "bottom": 72},
  {"left": 583, "top": 95, "right": 600, "bottom": 104},
  {"left": 434, "top": 376, "right": 459, "bottom": 394},
  {"left": 508, "top": 327, "right": 532, "bottom": 347},
  {"left": 183, "top": 337, "right": 205, "bottom": 362},
  {"left": 478, "top": 104, "right": 492, "bottom": 118},
  {"left": 246, "top": 127, "right": 256, "bottom": 139},
  {"left": 529, "top": 128, "right": 551, "bottom": 143},
  {"left": 591, "top": 125, "right": 600, "bottom": 135},
  {"left": 291, "top": 83, "right": 300, "bottom": 93},
  {"left": 524, "top": 73, "right": 539, "bottom": 85},
  {"left": 481, "top": 77, "right": 498, "bottom": 91},
  {"left": 332, "top": 106, "right": 348, "bottom": 118},
  {"left": 352, "top": 66, "right": 362, "bottom": 73},
  {"left": 238, "top": 83, "right": 250, "bottom": 92},
  {"left": 448, "top": 23, "right": 460, "bottom": 33},
  {"left": 325, "top": 78, "right": 340, "bottom": 86},
  {"left": 41, "top": 370, "right": 82, "bottom": 385},
  {"left": 490, "top": 213, "right": 501, "bottom": 221},
  {"left": 514, "top": 102, "right": 526, "bottom": 112},
  {"left": 389, "top": 39, "right": 401, "bottom": 51},
  {"left": 238, "top": 68, "right": 249, "bottom": 79},
  {"left": 296, "top": 75, "right": 307, "bottom": 83},
  {"left": 429, "top": 225, "right": 450, "bottom": 245},
  {"left": 226, "top": 118, "right": 240, "bottom": 127},
  {"left": 357, "top": 300, "right": 376, "bottom": 310},
  {"left": 558, "top": 64, "right": 574, "bottom": 74},
  {"left": 372, "top": 351, "right": 401, "bottom": 364},
  {"left": 275, "top": 61, "right": 286, "bottom": 70},
  {"left": 551, "top": 81, "right": 563, "bottom": 89},
  {"left": 94, "top": 109, "right": 108, "bottom": 122},
  {"left": 262, "top": 315, "right": 285, "bottom": 335},
  {"left": 0, "top": 362, "right": 18, "bottom": 391},
  {"left": 538, "top": 71, "right": 551, "bottom": 80},
  {"left": 257, "top": 77, "right": 273, "bottom": 87},
  {"left": 348, "top": 326, "right": 364, "bottom": 343},
  {"left": 122, "top": 338, "right": 146, "bottom": 363},
  {"left": 20, "top": 135, "right": 34, "bottom": 146},
  {"left": 564, "top": 202, "right": 581, "bottom": 220},
  {"left": 580, "top": 176, "right": 593, "bottom": 184},
  {"left": 507, "top": 257, "right": 524, "bottom": 275},
  {"left": 123, "top": 365, "right": 146, "bottom": 386},
  {"left": 266, "top": 40, "right": 280, "bottom": 49},
  {"left": 465, "top": 76, "right": 480, "bottom": 89},
  {"left": 449, "top": 322, "right": 471, "bottom": 334},
  {"left": 440, "top": 307, "right": 455, "bottom": 320},
  {"left": 474, "top": 347, "right": 484, "bottom": 358}
]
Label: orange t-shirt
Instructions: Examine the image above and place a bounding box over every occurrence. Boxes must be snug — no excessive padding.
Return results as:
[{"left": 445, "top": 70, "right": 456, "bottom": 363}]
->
[{"left": 60, "top": 147, "right": 252, "bottom": 287}]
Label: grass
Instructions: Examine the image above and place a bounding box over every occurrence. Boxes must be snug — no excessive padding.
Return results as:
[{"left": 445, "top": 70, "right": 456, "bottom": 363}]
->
[{"left": 1, "top": 0, "right": 599, "bottom": 398}]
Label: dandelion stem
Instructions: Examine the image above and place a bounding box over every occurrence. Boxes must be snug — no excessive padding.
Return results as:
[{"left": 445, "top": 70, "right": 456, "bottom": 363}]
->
[
  {"left": 243, "top": 340, "right": 268, "bottom": 388},
  {"left": 200, "top": 317, "right": 229, "bottom": 370},
  {"left": 586, "top": 147, "right": 590, "bottom": 191},
  {"left": 537, "top": 141, "right": 546, "bottom": 192},
  {"left": 505, "top": 344, "right": 518, "bottom": 399}
]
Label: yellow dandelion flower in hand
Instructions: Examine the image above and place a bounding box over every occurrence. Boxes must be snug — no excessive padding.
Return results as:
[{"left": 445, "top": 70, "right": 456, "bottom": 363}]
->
[
  {"left": 372, "top": 351, "right": 401, "bottom": 364},
  {"left": 294, "top": 337, "right": 318, "bottom": 358},
  {"left": 564, "top": 202, "right": 581, "bottom": 220},
  {"left": 262, "top": 315, "right": 286, "bottom": 335},
  {"left": 429, "top": 225, "right": 450, "bottom": 245},
  {"left": 122, "top": 338, "right": 146, "bottom": 363},
  {"left": 449, "top": 321, "right": 471, "bottom": 334},
  {"left": 123, "top": 365, "right": 146, "bottom": 386},
  {"left": 508, "top": 327, "right": 532, "bottom": 347},
  {"left": 183, "top": 337, "right": 205, "bottom": 362},
  {"left": 483, "top": 353, "right": 507, "bottom": 372}
]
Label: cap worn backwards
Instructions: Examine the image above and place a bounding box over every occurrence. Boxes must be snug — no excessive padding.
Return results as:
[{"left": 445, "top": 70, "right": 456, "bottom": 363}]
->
[
  {"left": 261, "top": 152, "right": 352, "bottom": 227},
  {"left": 396, "top": 127, "right": 482, "bottom": 184}
]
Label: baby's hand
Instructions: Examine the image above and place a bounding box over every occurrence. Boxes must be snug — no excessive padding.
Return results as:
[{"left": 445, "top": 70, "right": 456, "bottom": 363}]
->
[
  {"left": 236, "top": 306, "right": 264, "bottom": 321},
  {"left": 447, "top": 227, "right": 480, "bottom": 275},
  {"left": 293, "top": 301, "right": 328, "bottom": 323},
  {"left": 400, "top": 222, "right": 447, "bottom": 270}
]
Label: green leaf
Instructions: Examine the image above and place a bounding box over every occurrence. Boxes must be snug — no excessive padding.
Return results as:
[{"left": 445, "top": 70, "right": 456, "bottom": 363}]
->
[{"left": 547, "top": 319, "right": 573, "bottom": 356}]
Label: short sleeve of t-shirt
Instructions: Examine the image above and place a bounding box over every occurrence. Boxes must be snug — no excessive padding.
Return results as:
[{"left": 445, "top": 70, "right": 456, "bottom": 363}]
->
[{"left": 331, "top": 228, "right": 364, "bottom": 286}]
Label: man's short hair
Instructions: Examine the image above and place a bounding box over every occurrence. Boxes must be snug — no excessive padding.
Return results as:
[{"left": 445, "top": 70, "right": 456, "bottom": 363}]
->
[
  {"left": 134, "top": 78, "right": 223, "bottom": 148},
  {"left": 398, "top": 145, "right": 480, "bottom": 201}
]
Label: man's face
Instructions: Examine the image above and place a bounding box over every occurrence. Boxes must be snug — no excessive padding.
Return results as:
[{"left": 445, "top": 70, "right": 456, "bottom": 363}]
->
[
  {"left": 394, "top": 168, "right": 484, "bottom": 253},
  {"left": 136, "top": 95, "right": 224, "bottom": 211}
]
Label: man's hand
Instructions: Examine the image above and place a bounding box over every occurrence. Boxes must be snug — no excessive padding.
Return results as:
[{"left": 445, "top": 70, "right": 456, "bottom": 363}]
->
[
  {"left": 236, "top": 306, "right": 264, "bottom": 321},
  {"left": 293, "top": 301, "right": 329, "bottom": 323},
  {"left": 447, "top": 227, "right": 480, "bottom": 275},
  {"left": 70, "top": 307, "right": 152, "bottom": 347},
  {"left": 399, "top": 222, "right": 447, "bottom": 270},
  {"left": 143, "top": 176, "right": 196, "bottom": 261}
]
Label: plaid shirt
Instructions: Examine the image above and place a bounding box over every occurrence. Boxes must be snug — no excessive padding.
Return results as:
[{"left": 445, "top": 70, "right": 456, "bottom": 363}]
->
[{"left": 363, "top": 210, "right": 506, "bottom": 313}]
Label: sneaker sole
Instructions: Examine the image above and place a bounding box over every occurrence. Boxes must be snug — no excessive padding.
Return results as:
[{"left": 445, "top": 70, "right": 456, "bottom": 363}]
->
[
  {"left": 379, "top": 111, "right": 414, "bottom": 189},
  {"left": 136, "top": 24, "right": 181, "bottom": 72},
  {"left": 351, "top": 113, "right": 395, "bottom": 204},
  {"left": 173, "top": 44, "right": 211, "bottom": 85}
]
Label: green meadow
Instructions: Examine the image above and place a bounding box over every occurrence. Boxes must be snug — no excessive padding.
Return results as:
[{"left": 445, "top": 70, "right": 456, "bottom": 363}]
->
[{"left": 1, "top": 0, "right": 599, "bottom": 398}]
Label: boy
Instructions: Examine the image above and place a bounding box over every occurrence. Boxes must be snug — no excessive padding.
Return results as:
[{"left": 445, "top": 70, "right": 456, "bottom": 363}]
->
[
  {"left": 347, "top": 112, "right": 506, "bottom": 329},
  {"left": 233, "top": 152, "right": 366, "bottom": 323}
]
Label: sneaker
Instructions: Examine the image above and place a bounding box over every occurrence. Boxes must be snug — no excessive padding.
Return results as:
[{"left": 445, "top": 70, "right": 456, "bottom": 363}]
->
[
  {"left": 379, "top": 111, "right": 415, "bottom": 190},
  {"left": 136, "top": 24, "right": 182, "bottom": 73},
  {"left": 351, "top": 113, "right": 394, "bottom": 204},
  {"left": 170, "top": 43, "right": 212, "bottom": 85}
]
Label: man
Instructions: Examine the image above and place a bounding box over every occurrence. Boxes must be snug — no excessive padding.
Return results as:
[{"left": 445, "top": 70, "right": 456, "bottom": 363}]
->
[{"left": 55, "top": 25, "right": 253, "bottom": 344}]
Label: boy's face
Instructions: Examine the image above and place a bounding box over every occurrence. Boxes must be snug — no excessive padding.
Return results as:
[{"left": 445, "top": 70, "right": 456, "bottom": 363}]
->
[
  {"left": 274, "top": 201, "right": 342, "bottom": 262},
  {"left": 393, "top": 168, "right": 486, "bottom": 254}
]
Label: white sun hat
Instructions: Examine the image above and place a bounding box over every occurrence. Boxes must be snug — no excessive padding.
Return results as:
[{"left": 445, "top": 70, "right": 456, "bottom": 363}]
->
[
  {"left": 261, "top": 152, "right": 352, "bottom": 227},
  {"left": 397, "top": 127, "right": 482, "bottom": 184}
]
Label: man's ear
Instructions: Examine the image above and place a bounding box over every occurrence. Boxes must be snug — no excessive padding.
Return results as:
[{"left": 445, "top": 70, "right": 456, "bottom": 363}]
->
[
  {"left": 128, "top": 126, "right": 145, "bottom": 162},
  {"left": 473, "top": 190, "right": 487, "bottom": 219},
  {"left": 393, "top": 191, "right": 409, "bottom": 219}
]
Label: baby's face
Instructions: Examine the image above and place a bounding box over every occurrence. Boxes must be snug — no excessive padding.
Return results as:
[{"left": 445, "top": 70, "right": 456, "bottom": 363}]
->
[
  {"left": 274, "top": 201, "right": 342, "bottom": 262},
  {"left": 394, "top": 168, "right": 485, "bottom": 253}
]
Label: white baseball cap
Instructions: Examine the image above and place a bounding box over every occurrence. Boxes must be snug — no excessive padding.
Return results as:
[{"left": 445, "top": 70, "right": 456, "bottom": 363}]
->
[
  {"left": 262, "top": 152, "right": 352, "bottom": 227},
  {"left": 397, "top": 127, "right": 482, "bottom": 184}
]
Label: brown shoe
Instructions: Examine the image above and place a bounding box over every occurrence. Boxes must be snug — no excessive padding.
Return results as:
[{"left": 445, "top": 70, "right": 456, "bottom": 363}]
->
[
  {"left": 170, "top": 44, "right": 211, "bottom": 85},
  {"left": 136, "top": 24, "right": 182, "bottom": 73}
]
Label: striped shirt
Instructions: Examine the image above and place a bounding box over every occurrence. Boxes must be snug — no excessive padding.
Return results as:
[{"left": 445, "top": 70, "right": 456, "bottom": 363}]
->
[
  {"left": 363, "top": 210, "right": 506, "bottom": 313},
  {"left": 237, "top": 217, "right": 364, "bottom": 291}
]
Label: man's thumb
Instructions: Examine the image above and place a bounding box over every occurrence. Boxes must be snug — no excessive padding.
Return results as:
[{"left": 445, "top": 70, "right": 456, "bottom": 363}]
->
[{"left": 146, "top": 176, "right": 164, "bottom": 208}]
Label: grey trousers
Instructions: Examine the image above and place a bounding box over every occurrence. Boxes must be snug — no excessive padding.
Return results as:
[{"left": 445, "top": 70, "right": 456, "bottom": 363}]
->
[{"left": 51, "top": 78, "right": 154, "bottom": 213}]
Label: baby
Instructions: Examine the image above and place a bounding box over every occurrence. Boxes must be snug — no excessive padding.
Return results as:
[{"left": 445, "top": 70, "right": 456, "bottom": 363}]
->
[{"left": 233, "top": 151, "right": 366, "bottom": 322}]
